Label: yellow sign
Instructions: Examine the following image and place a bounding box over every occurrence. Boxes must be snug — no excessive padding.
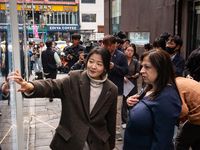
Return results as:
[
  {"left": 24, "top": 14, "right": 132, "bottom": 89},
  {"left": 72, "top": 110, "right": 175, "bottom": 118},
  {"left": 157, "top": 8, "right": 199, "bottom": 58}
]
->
[{"left": 0, "top": 4, "right": 78, "bottom": 12}]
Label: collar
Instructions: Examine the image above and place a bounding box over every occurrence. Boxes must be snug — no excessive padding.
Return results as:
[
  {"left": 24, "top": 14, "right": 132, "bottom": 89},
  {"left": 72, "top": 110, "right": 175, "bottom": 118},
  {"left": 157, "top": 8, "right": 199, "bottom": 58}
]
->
[
  {"left": 111, "top": 49, "right": 116, "bottom": 57},
  {"left": 86, "top": 70, "right": 107, "bottom": 85},
  {"left": 171, "top": 52, "right": 178, "bottom": 60}
]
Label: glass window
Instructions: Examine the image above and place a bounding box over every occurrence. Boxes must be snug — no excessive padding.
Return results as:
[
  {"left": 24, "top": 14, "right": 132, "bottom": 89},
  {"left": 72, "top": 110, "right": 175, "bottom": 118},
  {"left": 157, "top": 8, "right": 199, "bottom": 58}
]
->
[
  {"left": 111, "top": 0, "right": 121, "bottom": 34},
  {"left": 54, "top": 12, "right": 57, "bottom": 24},
  {"left": 81, "top": 0, "right": 95, "bottom": 3},
  {"left": 49, "top": 0, "right": 75, "bottom": 1},
  {"left": 0, "top": 10, "right": 7, "bottom": 23},
  {"left": 58, "top": 12, "right": 61, "bottom": 24},
  {"left": 66, "top": 12, "right": 69, "bottom": 24},
  {"left": 82, "top": 14, "right": 96, "bottom": 22},
  {"left": 62, "top": 12, "right": 65, "bottom": 24},
  {"left": 128, "top": 32, "right": 150, "bottom": 45}
]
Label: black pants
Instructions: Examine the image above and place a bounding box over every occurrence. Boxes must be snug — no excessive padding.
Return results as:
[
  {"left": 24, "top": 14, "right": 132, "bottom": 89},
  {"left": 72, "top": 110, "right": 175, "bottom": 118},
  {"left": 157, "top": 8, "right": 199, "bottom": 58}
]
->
[
  {"left": 45, "top": 71, "right": 57, "bottom": 79},
  {"left": 175, "top": 121, "right": 200, "bottom": 150}
]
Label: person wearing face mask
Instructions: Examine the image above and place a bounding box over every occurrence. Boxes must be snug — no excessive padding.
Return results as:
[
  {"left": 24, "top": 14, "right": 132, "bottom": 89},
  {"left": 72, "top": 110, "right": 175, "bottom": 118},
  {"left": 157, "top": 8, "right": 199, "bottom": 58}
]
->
[{"left": 166, "top": 35, "right": 185, "bottom": 76}]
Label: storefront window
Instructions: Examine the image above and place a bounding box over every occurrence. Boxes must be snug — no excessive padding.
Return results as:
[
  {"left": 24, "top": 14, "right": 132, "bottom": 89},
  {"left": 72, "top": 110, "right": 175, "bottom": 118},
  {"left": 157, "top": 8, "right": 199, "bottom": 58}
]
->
[
  {"left": 81, "top": 0, "right": 95, "bottom": 3},
  {"left": 0, "top": 10, "right": 7, "bottom": 23},
  {"left": 128, "top": 32, "right": 150, "bottom": 45},
  {"left": 82, "top": 14, "right": 96, "bottom": 22},
  {"left": 111, "top": 0, "right": 121, "bottom": 34},
  {"left": 54, "top": 12, "right": 57, "bottom": 24},
  {"left": 66, "top": 12, "right": 69, "bottom": 24},
  {"left": 62, "top": 12, "right": 65, "bottom": 24},
  {"left": 58, "top": 12, "right": 62, "bottom": 24}
]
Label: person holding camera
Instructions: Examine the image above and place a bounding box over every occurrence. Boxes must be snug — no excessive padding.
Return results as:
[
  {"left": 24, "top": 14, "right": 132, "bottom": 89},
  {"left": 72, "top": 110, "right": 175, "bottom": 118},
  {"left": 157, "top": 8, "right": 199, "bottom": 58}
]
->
[
  {"left": 70, "top": 51, "right": 86, "bottom": 71},
  {"left": 63, "top": 33, "right": 85, "bottom": 73}
]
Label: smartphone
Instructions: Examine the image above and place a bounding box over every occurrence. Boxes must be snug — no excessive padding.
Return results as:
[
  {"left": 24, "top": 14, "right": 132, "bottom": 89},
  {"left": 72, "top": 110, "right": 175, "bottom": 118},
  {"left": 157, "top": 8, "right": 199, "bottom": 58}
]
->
[{"left": 137, "top": 84, "right": 148, "bottom": 100}]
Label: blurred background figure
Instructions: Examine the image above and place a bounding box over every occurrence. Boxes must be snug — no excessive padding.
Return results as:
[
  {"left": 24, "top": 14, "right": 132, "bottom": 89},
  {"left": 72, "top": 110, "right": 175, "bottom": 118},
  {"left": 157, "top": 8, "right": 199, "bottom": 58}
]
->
[
  {"left": 166, "top": 35, "right": 185, "bottom": 76},
  {"left": 115, "top": 37, "right": 124, "bottom": 53},
  {"left": 153, "top": 37, "right": 166, "bottom": 50},
  {"left": 160, "top": 32, "right": 171, "bottom": 43},
  {"left": 130, "top": 44, "right": 139, "bottom": 60},
  {"left": 144, "top": 43, "right": 153, "bottom": 52},
  {"left": 123, "top": 39, "right": 130, "bottom": 50},
  {"left": 122, "top": 45, "right": 140, "bottom": 129}
]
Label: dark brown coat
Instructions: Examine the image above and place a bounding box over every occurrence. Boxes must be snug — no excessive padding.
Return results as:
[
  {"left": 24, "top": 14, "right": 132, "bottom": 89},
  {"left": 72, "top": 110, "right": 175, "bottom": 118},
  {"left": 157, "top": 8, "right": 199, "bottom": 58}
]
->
[{"left": 23, "top": 70, "right": 118, "bottom": 150}]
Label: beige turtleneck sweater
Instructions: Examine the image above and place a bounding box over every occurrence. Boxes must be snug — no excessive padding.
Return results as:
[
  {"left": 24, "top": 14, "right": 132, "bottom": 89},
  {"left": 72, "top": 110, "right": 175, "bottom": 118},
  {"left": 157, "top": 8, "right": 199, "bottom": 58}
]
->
[{"left": 83, "top": 71, "right": 107, "bottom": 150}]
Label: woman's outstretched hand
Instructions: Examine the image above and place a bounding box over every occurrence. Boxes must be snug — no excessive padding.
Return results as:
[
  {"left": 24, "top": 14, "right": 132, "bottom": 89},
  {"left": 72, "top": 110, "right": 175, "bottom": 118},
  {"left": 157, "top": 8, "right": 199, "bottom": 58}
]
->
[
  {"left": 127, "top": 94, "right": 140, "bottom": 107},
  {"left": 12, "top": 70, "right": 34, "bottom": 92}
]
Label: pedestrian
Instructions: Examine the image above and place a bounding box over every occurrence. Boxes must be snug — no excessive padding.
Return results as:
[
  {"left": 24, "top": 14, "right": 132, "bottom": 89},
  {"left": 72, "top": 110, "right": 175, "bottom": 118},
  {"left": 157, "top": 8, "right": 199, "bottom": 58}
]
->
[
  {"left": 130, "top": 43, "right": 139, "bottom": 60},
  {"left": 103, "top": 35, "right": 129, "bottom": 141},
  {"left": 34, "top": 42, "right": 42, "bottom": 73},
  {"left": 175, "top": 77, "right": 200, "bottom": 150},
  {"left": 40, "top": 40, "right": 61, "bottom": 102},
  {"left": 63, "top": 33, "right": 86, "bottom": 73},
  {"left": 125, "top": 49, "right": 182, "bottom": 150},
  {"left": 122, "top": 45, "right": 140, "bottom": 128},
  {"left": 184, "top": 47, "right": 200, "bottom": 81},
  {"left": 144, "top": 43, "right": 153, "bottom": 52},
  {"left": 153, "top": 37, "right": 166, "bottom": 50},
  {"left": 166, "top": 35, "right": 185, "bottom": 76},
  {"left": 39, "top": 42, "right": 46, "bottom": 52},
  {"left": 115, "top": 37, "right": 124, "bottom": 53},
  {"left": 123, "top": 39, "right": 130, "bottom": 50},
  {"left": 53, "top": 42, "right": 61, "bottom": 56},
  {"left": 12, "top": 46, "right": 118, "bottom": 150}
]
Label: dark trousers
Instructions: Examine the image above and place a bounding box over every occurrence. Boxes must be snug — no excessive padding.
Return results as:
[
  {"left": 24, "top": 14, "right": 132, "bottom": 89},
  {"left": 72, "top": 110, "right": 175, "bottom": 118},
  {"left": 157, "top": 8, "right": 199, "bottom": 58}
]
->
[
  {"left": 45, "top": 71, "right": 57, "bottom": 79},
  {"left": 175, "top": 121, "right": 200, "bottom": 150},
  {"left": 122, "top": 95, "right": 128, "bottom": 124}
]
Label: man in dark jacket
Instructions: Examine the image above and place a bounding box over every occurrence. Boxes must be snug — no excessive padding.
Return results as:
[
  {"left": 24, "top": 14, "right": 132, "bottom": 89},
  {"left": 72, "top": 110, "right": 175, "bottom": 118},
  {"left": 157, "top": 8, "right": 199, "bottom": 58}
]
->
[
  {"left": 63, "top": 33, "right": 85, "bottom": 73},
  {"left": 103, "top": 35, "right": 129, "bottom": 141},
  {"left": 184, "top": 48, "right": 200, "bottom": 81},
  {"left": 41, "top": 40, "right": 61, "bottom": 102},
  {"left": 166, "top": 35, "right": 185, "bottom": 76}
]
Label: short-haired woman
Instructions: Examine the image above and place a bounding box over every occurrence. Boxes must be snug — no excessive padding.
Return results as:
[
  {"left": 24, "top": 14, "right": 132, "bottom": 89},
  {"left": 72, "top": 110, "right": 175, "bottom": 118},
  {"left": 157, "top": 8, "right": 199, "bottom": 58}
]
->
[
  {"left": 12, "top": 46, "right": 118, "bottom": 150},
  {"left": 125, "top": 49, "right": 182, "bottom": 150}
]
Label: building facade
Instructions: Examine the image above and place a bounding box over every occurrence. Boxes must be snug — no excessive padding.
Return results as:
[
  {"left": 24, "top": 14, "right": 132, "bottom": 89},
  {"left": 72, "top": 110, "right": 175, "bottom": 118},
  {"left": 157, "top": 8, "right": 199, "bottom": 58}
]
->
[
  {"left": 79, "top": 0, "right": 104, "bottom": 42},
  {"left": 0, "top": 0, "right": 79, "bottom": 42},
  {"left": 104, "top": 0, "right": 200, "bottom": 60}
]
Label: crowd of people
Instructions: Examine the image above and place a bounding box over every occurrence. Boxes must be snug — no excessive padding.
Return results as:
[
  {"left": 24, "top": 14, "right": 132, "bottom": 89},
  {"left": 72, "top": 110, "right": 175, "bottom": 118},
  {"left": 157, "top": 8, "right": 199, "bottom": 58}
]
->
[{"left": 0, "top": 31, "right": 200, "bottom": 150}]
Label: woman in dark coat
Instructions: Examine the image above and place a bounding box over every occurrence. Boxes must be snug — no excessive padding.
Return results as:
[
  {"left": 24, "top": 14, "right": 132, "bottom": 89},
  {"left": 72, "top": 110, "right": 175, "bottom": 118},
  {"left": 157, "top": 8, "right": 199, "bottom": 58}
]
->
[{"left": 12, "top": 46, "right": 118, "bottom": 150}]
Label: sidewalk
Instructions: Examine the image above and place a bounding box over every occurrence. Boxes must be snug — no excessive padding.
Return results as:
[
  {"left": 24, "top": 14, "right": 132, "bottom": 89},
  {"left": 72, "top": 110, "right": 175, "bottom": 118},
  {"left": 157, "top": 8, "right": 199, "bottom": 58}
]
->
[{"left": 1, "top": 73, "right": 141, "bottom": 150}]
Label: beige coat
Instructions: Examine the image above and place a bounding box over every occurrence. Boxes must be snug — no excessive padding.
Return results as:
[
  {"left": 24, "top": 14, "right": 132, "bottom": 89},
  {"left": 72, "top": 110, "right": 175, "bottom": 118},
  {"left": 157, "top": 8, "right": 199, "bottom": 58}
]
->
[{"left": 23, "top": 70, "right": 118, "bottom": 150}]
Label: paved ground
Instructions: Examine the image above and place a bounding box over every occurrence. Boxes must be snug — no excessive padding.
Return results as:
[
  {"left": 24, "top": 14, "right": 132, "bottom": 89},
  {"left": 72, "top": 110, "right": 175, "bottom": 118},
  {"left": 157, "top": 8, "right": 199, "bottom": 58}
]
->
[{"left": 0, "top": 73, "right": 142, "bottom": 150}]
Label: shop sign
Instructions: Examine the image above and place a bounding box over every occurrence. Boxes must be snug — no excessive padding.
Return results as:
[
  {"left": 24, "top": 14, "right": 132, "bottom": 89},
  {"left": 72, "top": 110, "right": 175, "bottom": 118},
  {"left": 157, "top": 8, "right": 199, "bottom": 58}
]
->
[
  {"left": 112, "top": 24, "right": 118, "bottom": 33},
  {"left": 0, "top": 24, "right": 24, "bottom": 31},
  {"left": 0, "top": 4, "right": 77, "bottom": 12},
  {"left": 28, "top": 24, "right": 47, "bottom": 32},
  {"left": 20, "top": 5, "right": 52, "bottom": 10},
  {"left": 47, "top": 25, "right": 79, "bottom": 31}
]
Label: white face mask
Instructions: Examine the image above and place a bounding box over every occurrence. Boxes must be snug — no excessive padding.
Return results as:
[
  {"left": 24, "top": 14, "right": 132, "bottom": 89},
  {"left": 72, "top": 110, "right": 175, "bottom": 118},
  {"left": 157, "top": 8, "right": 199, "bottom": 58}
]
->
[{"left": 35, "top": 45, "right": 37, "bottom": 48}]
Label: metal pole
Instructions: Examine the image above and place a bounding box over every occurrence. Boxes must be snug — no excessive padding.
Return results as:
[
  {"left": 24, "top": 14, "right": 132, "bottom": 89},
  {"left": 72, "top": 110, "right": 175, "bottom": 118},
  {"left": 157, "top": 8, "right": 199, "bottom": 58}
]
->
[
  {"left": 9, "top": 0, "right": 24, "bottom": 150},
  {"left": 32, "top": 0, "right": 35, "bottom": 37}
]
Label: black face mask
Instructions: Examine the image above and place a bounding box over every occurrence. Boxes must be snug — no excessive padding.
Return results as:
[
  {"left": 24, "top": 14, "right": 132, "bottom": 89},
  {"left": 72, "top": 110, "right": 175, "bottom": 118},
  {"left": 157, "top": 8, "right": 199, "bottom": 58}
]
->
[{"left": 166, "top": 47, "right": 175, "bottom": 54}]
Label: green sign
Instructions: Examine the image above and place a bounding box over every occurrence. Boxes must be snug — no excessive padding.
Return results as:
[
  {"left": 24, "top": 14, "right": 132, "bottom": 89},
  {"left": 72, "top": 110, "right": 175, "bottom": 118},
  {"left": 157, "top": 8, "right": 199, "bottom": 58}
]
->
[{"left": 28, "top": 24, "right": 47, "bottom": 32}]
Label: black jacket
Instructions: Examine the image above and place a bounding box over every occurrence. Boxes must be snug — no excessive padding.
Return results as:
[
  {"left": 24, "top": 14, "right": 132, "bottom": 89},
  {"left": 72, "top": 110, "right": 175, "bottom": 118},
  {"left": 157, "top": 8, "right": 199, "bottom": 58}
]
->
[
  {"left": 108, "top": 50, "right": 129, "bottom": 95},
  {"left": 41, "top": 48, "right": 57, "bottom": 74},
  {"left": 185, "top": 48, "right": 200, "bottom": 81}
]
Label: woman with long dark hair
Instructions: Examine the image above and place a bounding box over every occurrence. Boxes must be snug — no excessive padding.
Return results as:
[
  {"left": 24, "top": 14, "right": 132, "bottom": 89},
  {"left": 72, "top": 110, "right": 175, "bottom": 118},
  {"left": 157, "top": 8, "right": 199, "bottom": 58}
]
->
[{"left": 124, "top": 49, "right": 181, "bottom": 150}]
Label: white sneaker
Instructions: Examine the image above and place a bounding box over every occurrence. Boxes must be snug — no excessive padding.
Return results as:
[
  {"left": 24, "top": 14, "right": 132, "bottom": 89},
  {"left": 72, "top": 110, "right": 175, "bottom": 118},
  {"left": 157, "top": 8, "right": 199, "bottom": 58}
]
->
[{"left": 122, "top": 124, "right": 126, "bottom": 129}]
